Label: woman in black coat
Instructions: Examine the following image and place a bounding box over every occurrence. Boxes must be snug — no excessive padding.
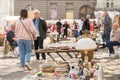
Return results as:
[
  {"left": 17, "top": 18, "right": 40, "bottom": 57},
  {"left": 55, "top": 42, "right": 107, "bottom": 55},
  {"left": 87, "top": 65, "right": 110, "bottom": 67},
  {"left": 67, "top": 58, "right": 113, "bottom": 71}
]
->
[
  {"left": 63, "top": 21, "right": 69, "bottom": 38},
  {"left": 82, "top": 14, "right": 91, "bottom": 31}
]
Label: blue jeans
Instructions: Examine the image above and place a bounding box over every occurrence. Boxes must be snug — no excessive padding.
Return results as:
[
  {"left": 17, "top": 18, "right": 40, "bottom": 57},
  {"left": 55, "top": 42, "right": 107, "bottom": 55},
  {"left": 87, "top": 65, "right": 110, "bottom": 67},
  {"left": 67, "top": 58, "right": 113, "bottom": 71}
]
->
[
  {"left": 11, "top": 41, "right": 18, "bottom": 47},
  {"left": 107, "top": 41, "right": 120, "bottom": 54},
  {"left": 73, "top": 30, "right": 78, "bottom": 38},
  {"left": 104, "top": 29, "right": 111, "bottom": 47},
  {"left": 18, "top": 39, "right": 32, "bottom": 67}
]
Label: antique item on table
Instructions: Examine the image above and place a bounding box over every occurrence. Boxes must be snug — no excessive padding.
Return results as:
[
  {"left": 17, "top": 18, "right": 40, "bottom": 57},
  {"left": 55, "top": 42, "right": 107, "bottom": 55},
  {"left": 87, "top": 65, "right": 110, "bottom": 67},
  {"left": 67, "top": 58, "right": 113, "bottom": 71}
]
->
[
  {"left": 75, "top": 30, "right": 97, "bottom": 62},
  {"left": 69, "top": 58, "right": 80, "bottom": 79},
  {"left": 58, "top": 46, "right": 70, "bottom": 50},
  {"left": 22, "top": 75, "right": 35, "bottom": 80},
  {"left": 70, "top": 37, "right": 77, "bottom": 42},
  {"left": 42, "top": 64, "right": 55, "bottom": 73},
  {"left": 36, "top": 48, "right": 56, "bottom": 53},
  {"left": 44, "top": 37, "right": 52, "bottom": 44},
  {"left": 58, "top": 61, "right": 69, "bottom": 65},
  {"left": 48, "top": 31, "right": 58, "bottom": 43},
  {"left": 49, "top": 46, "right": 70, "bottom": 50},
  {"left": 56, "top": 64, "right": 69, "bottom": 69},
  {"left": 55, "top": 68, "right": 69, "bottom": 74},
  {"left": 53, "top": 61, "right": 70, "bottom": 76},
  {"left": 33, "top": 72, "right": 42, "bottom": 80},
  {"left": 84, "top": 51, "right": 89, "bottom": 64},
  {"left": 56, "top": 61, "right": 69, "bottom": 68}
]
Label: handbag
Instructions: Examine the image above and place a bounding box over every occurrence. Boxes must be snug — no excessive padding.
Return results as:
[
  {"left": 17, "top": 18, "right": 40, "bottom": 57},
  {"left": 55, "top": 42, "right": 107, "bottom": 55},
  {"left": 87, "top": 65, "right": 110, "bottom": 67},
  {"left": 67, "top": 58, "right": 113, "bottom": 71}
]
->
[{"left": 20, "top": 20, "right": 35, "bottom": 54}]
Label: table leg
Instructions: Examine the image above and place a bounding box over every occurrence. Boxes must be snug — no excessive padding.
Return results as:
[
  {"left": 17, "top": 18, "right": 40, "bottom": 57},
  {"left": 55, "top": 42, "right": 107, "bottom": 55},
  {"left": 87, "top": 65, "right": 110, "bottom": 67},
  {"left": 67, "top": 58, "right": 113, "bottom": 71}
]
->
[
  {"left": 47, "top": 53, "right": 56, "bottom": 61},
  {"left": 73, "top": 52, "right": 79, "bottom": 58},
  {"left": 56, "top": 52, "right": 66, "bottom": 61},
  {"left": 67, "top": 52, "right": 73, "bottom": 58}
]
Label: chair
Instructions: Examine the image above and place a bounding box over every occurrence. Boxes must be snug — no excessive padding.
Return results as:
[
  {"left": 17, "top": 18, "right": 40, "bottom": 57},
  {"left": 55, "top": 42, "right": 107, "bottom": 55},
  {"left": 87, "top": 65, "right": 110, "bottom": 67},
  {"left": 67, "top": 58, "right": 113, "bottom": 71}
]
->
[{"left": 3, "top": 37, "right": 18, "bottom": 57}]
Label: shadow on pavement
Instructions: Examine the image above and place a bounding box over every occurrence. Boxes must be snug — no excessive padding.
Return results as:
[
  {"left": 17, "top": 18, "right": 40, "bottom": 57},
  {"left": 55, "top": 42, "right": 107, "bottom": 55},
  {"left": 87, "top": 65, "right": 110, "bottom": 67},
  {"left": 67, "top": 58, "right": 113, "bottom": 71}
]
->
[{"left": 0, "top": 62, "right": 40, "bottom": 80}]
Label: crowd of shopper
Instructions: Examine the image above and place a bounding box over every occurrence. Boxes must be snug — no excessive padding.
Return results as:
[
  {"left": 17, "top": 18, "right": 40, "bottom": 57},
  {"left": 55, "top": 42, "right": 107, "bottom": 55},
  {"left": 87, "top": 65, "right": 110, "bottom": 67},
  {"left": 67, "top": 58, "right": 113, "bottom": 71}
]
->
[
  {"left": 4, "top": 9, "right": 120, "bottom": 72},
  {"left": 47, "top": 15, "right": 98, "bottom": 41}
]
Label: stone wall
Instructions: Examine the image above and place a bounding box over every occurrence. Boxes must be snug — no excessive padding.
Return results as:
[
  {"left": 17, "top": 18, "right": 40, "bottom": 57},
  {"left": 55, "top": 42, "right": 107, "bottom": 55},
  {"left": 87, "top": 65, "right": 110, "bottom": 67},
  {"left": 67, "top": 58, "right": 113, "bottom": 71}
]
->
[{"left": 14, "top": 0, "right": 95, "bottom": 19}]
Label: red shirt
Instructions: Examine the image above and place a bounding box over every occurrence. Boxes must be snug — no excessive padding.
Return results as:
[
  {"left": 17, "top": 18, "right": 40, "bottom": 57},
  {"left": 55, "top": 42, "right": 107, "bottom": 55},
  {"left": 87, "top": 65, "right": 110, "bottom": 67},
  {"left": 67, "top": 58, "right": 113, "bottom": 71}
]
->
[{"left": 90, "top": 23, "right": 94, "bottom": 31}]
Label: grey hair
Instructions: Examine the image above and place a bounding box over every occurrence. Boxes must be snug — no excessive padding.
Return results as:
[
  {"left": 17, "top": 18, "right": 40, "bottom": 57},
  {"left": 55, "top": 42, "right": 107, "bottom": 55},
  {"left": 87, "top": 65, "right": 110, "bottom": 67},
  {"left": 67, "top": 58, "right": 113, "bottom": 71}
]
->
[
  {"left": 113, "top": 23, "right": 119, "bottom": 27},
  {"left": 86, "top": 14, "right": 91, "bottom": 18},
  {"left": 33, "top": 9, "right": 40, "bottom": 14}
]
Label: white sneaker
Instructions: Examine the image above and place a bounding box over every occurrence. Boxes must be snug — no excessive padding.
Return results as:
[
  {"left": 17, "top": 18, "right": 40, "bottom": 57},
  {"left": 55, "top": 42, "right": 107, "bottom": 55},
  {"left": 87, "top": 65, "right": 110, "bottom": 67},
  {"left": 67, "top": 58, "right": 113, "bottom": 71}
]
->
[
  {"left": 21, "top": 67, "right": 25, "bottom": 72},
  {"left": 25, "top": 62, "right": 32, "bottom": 70},
  {"left": 114, "top": 53, "right": 119, "bottom": 58},
  {"left": 110, "top": 54, "right": 116, "bottom": 59}
]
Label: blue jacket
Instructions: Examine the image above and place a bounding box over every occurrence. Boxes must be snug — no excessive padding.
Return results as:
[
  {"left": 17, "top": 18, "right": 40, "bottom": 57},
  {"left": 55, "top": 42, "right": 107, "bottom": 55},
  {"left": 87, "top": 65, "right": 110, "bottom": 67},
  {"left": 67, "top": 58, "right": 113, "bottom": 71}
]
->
[{"left": 104, "top": 16, "right": 112, "bottom": 30}]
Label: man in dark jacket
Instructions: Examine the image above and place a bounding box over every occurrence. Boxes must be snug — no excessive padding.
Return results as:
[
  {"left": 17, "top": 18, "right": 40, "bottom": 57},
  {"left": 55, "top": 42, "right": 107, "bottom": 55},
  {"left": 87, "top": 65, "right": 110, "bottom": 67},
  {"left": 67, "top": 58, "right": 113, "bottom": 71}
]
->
[
  {"left": 103, "top": 11, "right": 112, "bottom": 47},
  {"left": 33, "top": 10, "right": 47, "bottom": 61},
  {"left": 56, "top": 19, "right": 62, "bottom": 42},
  {"left": 82, "top": 14, "right": 91, "bottom": 31}
]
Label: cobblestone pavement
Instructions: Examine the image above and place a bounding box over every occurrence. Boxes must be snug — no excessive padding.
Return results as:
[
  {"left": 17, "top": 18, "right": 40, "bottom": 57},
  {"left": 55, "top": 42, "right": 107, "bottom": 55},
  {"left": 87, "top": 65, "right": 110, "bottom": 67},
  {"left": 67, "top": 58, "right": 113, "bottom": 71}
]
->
[{"left": 0, "top": 46, "right": 120, "bottom": 80}]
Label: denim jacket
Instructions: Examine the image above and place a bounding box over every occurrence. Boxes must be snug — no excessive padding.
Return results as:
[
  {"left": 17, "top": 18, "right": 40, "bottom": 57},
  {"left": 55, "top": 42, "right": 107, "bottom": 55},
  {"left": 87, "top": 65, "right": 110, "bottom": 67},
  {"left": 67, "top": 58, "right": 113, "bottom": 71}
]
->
[{"left": 104, "top": 16, "right": 112, "bottom": 30}]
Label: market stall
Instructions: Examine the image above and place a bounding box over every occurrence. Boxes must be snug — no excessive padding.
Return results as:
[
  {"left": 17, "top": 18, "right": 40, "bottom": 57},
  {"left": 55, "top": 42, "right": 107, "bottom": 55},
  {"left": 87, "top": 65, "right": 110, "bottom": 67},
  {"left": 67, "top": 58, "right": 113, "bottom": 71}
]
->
[
  {"left": 22, "top": 58, "right": 103, "bottom": 80},
  {"left": 36, "top": 47, "right": 79, "bottom": 61}
]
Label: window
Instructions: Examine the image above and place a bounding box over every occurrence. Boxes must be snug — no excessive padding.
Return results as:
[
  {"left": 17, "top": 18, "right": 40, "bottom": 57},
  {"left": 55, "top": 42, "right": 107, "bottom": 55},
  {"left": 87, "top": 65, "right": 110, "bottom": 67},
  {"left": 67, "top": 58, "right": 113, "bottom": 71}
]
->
[
  {"left": 106, "top": 0, "right": 114, "bottom": 8},
  {"left": 50, "top": 3, "right": 57, "bottom": 9},
  {"left": 106, "top": 2, "right": 109, "bottom": 8},
  {"left": 66, "top": 3, "right": 73, "bottom": 9},
  {"left": 50, "top": 3, "right": 57, "bottom": 20},
  {"left": 50, "top": 9, "right": 57, "bottom": 20},
  {"left": 66, "top": 10, "right": 74, "bottom": 19},
  {"left": 111, "top": 2, "right": 114, "bottom": 8}
]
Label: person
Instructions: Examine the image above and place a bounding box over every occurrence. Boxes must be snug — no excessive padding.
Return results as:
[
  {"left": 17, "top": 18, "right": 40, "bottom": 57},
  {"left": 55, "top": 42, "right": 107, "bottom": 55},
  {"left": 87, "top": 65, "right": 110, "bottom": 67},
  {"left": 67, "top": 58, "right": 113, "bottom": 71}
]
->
[
  {"left": 107, "top": 23, "right": 120, "bottom": 58},
  {"left": 82, "top": 14, "right": 91, "bottom": 31},
  {"left": 72, "top": 21, "right": 78, "bottom": 38},
  {"left": 47, "top": 23, "right": 52, "bottom": 33},
  {"left": 15, "top": 9, "right": 37, "bottom": 71},
  {"left": 52, "top": 24, "right": 57, "bottom": 32},
  {"left": 78, "top": 18, "right": 84, "bottom": 35},
  {"left": 93, "top": 20, "right": 97, "bottom": 28},
  {"left": 63, "top": 21, "right": 69, "bottom": 38},
  {"left": 56, "top": 19, "right": 62, "bottom": 42},
  {"left": 103, "top": 11, "right": 112, "bottom": 47},
  {"left": 4, "top": 21, "right": 10, "bottom": 32},
  {"left": 90, "top": 21, "right": 94, "bottom": 32},
  {"left": 7, "top": 23, "right": 18, "bottom": 47},
  {"left": 33, "top": 10, "right": 47, "bottom": 61}
]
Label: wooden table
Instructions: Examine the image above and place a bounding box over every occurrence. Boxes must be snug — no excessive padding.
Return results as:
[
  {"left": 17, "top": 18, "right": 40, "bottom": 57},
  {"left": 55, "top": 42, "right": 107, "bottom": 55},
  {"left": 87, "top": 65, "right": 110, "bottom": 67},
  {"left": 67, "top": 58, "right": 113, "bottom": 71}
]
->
[{"left": 36, "top": 49, "right": 80, "bottom": 61}]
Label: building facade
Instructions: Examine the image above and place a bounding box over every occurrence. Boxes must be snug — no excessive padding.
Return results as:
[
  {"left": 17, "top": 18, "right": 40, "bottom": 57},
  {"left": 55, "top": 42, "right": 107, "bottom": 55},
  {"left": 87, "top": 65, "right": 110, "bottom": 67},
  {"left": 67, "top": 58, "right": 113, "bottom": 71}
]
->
[
  {"left": 0, "top": 0, "right": 14, "bottom": 16},
  {"left": 14, "top": 0, "right": 96, "bottom": 20},
  {"left": 96, "top": 0, "right": 120, "bottom": 11},
  {"left": 0, "top": 0, "right": 14, "bottom": 25}
]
